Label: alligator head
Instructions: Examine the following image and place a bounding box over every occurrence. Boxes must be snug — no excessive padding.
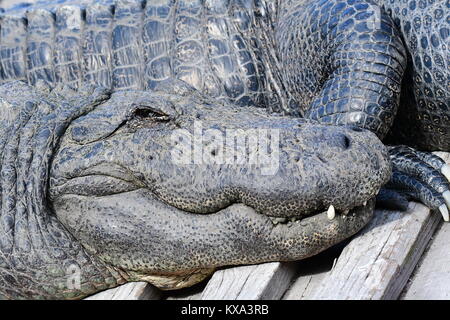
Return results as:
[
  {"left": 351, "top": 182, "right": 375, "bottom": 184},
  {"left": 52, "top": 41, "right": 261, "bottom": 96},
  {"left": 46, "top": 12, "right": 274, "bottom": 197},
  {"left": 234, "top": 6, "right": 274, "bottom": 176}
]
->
[{"left": 0, "top": 81, "right": 390, "bottom": 298}]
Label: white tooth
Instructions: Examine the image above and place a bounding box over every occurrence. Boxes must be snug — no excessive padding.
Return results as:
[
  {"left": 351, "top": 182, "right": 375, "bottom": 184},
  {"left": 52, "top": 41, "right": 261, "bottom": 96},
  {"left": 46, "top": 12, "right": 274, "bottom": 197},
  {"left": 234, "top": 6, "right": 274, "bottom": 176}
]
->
[
  {"left": 363, "top": 201, "right": 367, "bottom": 206},
  {"left": 443, "top": 191, "right": 450, "bottom": 210},
  {"left": 442, "top": 164, "right": 450, "bottom": 182},
  {"left": 327, "top": 205, "right": 335, "bottom": 220},
  {"left": 439, "top": 204, "right": 449, "bottom": 222}
]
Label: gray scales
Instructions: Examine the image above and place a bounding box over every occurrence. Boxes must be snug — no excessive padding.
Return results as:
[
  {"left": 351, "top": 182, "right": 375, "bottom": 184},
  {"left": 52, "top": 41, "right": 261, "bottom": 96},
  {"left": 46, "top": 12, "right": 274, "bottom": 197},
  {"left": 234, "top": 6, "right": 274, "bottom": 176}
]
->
[{"left": 0, "top": 0, "right": 448, "bottom": 299}]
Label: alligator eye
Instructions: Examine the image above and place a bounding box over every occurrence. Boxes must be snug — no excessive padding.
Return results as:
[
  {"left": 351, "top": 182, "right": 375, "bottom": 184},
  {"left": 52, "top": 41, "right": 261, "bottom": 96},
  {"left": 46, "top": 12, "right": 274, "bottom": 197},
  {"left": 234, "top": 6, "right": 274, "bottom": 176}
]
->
[
  {"left": 130, "top": 106, "right": 171, "bottom": 123},
  {"left": 124, "top": 105, "right": 172, "bottom": 131}
]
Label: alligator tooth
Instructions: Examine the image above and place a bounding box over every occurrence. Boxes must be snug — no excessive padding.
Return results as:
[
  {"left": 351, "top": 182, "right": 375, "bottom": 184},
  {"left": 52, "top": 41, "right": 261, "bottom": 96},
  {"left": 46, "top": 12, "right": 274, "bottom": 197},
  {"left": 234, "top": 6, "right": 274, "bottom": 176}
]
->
[
  {"left": 439, "top": 204, "right": 449, "bottom": 222},
  {"left": 442, "top": 164, "right": 450, "bottom": 182},
  {"left": 270, "top": 217, "right": 288, "bottom": 225},
  {"left": 363, "top": 201, "right": 367, "bottom": 206},
  {"left": 443, "top": 190, "right": 450, "bottom": 210},
  {"left": 327, "top": 205, "right": 335, "bottom": 220}
]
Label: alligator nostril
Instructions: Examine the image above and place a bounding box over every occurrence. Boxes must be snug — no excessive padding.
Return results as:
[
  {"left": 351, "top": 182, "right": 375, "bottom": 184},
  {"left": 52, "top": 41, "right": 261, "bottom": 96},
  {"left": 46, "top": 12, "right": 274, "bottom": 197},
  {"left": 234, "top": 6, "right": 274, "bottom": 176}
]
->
[{"left": 343, "top": 135, "right": 351, "bottom": 149}]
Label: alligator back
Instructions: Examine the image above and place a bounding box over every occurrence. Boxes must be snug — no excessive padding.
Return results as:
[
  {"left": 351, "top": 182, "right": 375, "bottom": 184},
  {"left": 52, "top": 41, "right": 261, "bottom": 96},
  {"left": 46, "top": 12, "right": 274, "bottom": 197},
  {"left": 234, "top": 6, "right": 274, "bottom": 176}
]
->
[{"left": 0, "top": 0, "right": 289, "bottom": 111}]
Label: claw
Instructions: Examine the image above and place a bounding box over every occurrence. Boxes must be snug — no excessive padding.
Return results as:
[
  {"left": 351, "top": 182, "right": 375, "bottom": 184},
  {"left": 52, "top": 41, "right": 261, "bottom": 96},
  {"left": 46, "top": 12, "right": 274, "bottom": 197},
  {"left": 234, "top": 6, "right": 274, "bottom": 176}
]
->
[
  {"left": 439, "top": 204, "right": 449, "bottom": 222},
  {"left": 444, "top": 191, "right": 450, "bottom": 210},
  {"left": 442, "top": 164, "right": 450, "bottom": 182}
]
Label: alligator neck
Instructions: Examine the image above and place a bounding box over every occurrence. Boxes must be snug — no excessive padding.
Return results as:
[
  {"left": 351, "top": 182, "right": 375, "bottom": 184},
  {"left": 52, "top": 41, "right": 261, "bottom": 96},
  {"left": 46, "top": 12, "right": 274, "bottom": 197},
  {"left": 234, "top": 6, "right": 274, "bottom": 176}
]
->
[
  {"left": 0, "top": 82, "right": 124, "bottom": 299},
  {"left": 0, "top": 216, "right": 124, "bottom": 299}
]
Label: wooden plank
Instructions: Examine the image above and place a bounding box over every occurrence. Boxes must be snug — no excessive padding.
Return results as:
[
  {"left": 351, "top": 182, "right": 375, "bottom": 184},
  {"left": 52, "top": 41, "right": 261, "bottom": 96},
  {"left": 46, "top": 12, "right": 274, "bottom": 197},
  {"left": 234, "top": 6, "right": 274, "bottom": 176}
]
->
[
  {"left": 164, "top": 284, "right": 205, "bottom": 300},
  {"left": 402, "top": 151, "right": 450, "bottom": 300},
  {"left": 166, "top": 291, "right": 203, "bottom": 300},
  {"left": 402, "top": 222, "right": 450, "bottom": 299},
  {"left": 200, "top": 262, "right": 297, "bottom": 300},
  {"left": 434, "top": 151, "right": 450, "bottom": 164},
  {"left": 283, "top": 269, "right": 328, "bottom": 300},
  {"left": 282, "top": 245, "right": 343, "bottom": 300},
  {"left": 85, "top": 282, "right": 161, "bottom": 300},
  {"left": 310, "top": 203, "right": 440, "bottom": 299},
  {"left": 307, "top": 152, "right": 450, "bottom": 300}
]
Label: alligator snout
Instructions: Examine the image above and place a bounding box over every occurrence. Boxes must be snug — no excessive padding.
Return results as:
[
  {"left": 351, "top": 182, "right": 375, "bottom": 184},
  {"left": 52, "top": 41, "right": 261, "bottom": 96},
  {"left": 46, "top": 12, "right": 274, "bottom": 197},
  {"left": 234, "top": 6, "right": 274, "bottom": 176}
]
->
[{"left": 50, "top": 90, "right": 391, "bottom": 220}]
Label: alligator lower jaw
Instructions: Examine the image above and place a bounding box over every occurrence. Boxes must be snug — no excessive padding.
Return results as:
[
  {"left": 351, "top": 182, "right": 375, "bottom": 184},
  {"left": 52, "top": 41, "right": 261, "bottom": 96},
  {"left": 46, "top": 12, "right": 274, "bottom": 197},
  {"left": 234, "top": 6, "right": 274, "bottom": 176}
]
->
[{"left": 123, "top": 200, "right": 375, "bottom": 291}]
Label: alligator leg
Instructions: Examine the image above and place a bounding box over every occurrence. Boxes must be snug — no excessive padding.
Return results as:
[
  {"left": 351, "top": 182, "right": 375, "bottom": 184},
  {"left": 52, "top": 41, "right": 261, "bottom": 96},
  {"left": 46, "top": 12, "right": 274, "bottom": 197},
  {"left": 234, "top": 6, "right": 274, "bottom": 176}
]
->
[{"left": 277, "top": 0, "right": 450, "bottom": 220}]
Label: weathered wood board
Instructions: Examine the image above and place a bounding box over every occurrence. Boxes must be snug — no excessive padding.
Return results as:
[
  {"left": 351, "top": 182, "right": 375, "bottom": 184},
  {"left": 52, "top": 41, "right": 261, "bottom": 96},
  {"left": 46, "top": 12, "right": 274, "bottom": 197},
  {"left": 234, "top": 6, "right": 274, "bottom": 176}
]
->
[
  {"left": 85, "top": 282, "right": 161, "bottom": 300},
  {"left": 308, "top": 152, "right": 450, "bottom": 300},
  {"left": 401, "top": 222, "right": 450, "bottom": 299},
  {"left": 165, "top": 287, "right": 204, "bottom": 300},
  {"left": 200, "top": 262, "right": 297, "bottom": 300},
  {"left": 311, "top": 203, "right": 440, "bottom": 299},
  {"left": 402, "top": 153, "right": 450, "bottom": 299},
  {"left": 282, "top": 245, "right": 343, "bottom": 300}
]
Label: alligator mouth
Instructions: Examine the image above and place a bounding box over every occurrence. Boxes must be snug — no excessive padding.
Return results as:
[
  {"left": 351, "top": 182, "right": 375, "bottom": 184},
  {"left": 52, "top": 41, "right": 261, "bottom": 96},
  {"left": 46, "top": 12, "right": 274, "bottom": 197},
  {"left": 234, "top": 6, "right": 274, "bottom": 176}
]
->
[
  {"left": 265, "top": 199, "right": 373, "bottom": 226},
  {"left": 52, "top": 171, "right": 375, "bottom": 226}
]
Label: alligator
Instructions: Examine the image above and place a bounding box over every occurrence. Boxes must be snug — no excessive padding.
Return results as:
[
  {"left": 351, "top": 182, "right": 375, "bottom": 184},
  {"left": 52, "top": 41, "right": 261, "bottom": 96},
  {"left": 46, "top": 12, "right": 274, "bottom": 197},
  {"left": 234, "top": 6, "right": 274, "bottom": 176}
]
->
[
  {"left": 0, "top": 0, "right": 448, "bottom": 299},
  {"left": 0, "top": 79, "right": 389, "bottom": 299}
]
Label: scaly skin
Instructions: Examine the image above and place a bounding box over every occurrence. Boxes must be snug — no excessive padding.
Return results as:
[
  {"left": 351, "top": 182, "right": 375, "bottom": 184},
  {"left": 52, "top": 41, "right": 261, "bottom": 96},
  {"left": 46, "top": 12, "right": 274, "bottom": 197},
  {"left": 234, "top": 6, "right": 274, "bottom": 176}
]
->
[
  {"left": 0, "top": 0, "right": 448, "bottom": 297},
  {"left": 277, "top": 0, "right": 450, "bottom": 214},
  {"left": 0, "top": 80, "right": 389, "bottom": 298},
  {"left": 0, "top": 0, "right": 448, "bottom": 212}
]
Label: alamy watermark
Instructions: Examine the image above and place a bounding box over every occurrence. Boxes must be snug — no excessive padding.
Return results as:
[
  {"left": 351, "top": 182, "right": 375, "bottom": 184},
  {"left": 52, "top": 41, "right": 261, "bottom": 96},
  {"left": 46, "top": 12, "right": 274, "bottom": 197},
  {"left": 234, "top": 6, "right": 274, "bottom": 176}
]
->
[
  {"left": 367, "top": 5, "right": 381, "bottom": 30},
  {"left": 170, "top": 121, "right": 281, "bottom": 176},
  {"left": 66, "top": 264, "right": 81, "bottom": 290}
]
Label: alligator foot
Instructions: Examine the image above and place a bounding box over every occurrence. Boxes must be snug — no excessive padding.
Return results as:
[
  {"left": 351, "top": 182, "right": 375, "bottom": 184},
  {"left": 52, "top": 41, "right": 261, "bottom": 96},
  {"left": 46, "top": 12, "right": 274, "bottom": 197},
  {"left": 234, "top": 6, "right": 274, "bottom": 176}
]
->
[{"left": 377, "top": 145, "right": 450, "bottom": 221}]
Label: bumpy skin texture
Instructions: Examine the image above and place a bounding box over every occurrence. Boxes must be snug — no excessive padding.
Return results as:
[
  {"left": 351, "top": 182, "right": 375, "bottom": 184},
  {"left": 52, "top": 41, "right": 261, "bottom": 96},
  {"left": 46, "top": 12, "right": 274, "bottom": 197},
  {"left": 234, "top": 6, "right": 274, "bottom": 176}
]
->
[
  {"left": 0, "top": 0, "right": 448, "bottom": 298},
  {"left": 376, "top": 0, "right": 449, "bottom": 151},
  {"left": 0, "top": 0, "right": 448, "bottom": 200},
  {"left": 276, "top": 0, "right": 450, "bottom": 214},
  {"left": 0, "top": 82, "right": 126, "bottom": 299},
  {"left": 0, "top": 80, "right": 389, "bottom": 298}
]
